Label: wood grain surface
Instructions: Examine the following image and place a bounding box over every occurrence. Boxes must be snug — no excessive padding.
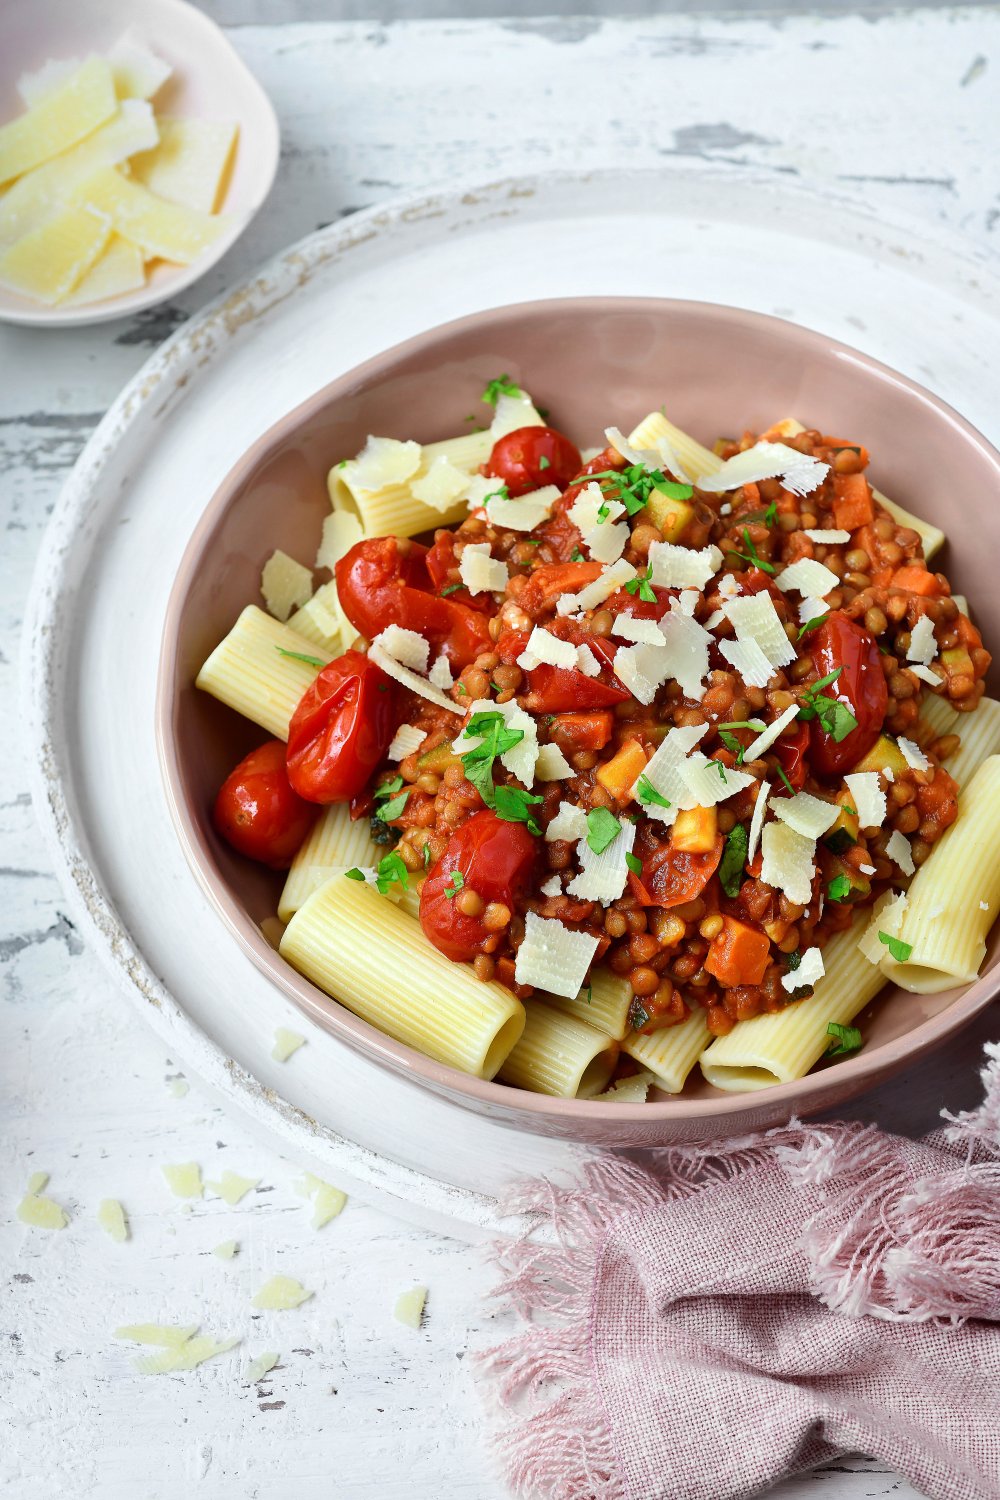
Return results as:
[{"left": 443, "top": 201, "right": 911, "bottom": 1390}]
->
[{"left": 2, "top": 8, "right": 998, "bottom": 1498}]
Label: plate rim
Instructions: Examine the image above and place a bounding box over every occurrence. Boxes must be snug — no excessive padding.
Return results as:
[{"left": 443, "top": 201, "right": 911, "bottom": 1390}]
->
[{"left": 21, "top": 164, "right": 1000, "bottom": 1219}]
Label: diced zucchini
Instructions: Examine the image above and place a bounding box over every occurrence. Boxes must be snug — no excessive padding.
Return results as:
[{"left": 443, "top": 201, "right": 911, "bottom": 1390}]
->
[
  {"left": 823, "top": 791, "right": 860, "bottom": 854},
  {"left": 417, "top": 741, "right": 460, "bottom": 774},
  {"left": 852, "top": 733, "right": 908, "bottom": 777},
  {"left": 825, "top": 854, "right": 871, "bottom": 904},
  {"left": 941, "top": 647, "right": 974, "bottom": 677},
  {"left": 671, "top": 805, "right": 717, "bottom": 853},
  {"left": 646, "top": 492, "right": 694, "bottom": 541}
]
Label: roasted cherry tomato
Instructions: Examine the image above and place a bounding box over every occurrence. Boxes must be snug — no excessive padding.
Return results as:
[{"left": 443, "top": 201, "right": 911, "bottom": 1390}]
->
[
  {"left": 627, "top": 822, "right": 724, "bottom": 908},
  {"left": 809, "top": 611, "right": 887, "bottom": 778},
  {"left": 213, "top": 740, "right": 317, "bottom": 869},
  {"left": 605, "top": 584, "right": 674, "bottom": 622},
  {"left": 496, "top": 629, "right": 630, "bottom": 712},
  {"left": 486, "top": 425, "right": 583, "bottom": 496},
  {"left": 336, "top": 536, "right": 492, "bottom": 668},
  {"left": 420, "top": 811, "right": 539, "bottom": 964},
  {"left": 557, "top": 444, "right": 626, "bottom": 510},
  {"left": 286, "top": 650, "right": 398, "bottom": 804},
  {"left": 770, "top": 721, "right": 810, "bottom": 792}
]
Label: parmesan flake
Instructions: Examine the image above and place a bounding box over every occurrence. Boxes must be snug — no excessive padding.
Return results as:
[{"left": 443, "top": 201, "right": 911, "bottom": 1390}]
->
[
  {"left": 781, "top": 946, "right": 825, "bottom": 993},
  {"left": 759, "top": 821, "right": 816, "bottom": 905},
  {"left": 261, "top": 550, "right": 312, "bottom": 623},
  {"left": 906, "top": 614, "right": 937, "bottom": 667},
  {"left": 369, "top": 641, "right": 463, "bottom": 715},
  {"left": 394, "top": 1285, "right": 427, "bottom": 1329},
  {"left": 911, "top": 664, "right": 943, "bottom": 687},
  {"left": 248, "top": 1351, "right": 279, "bottom": 1381},
  {"left": 513, "top": 911, "right": 600, "bottom": 998},
  {"left": 428, "top": 654, "right": 454, "bottom": 690},
  {"left": 771, "top": 791, "right": 840, "bottom": 840},
  {"left": 453, "top": 696, "right": 539, "bottom": 786},
  {"left": 546, "top": 801, "right": 589, "bottom": 843},
  {"left": 680, "top": 754, "right": 754, "bottom": 808},
  {"left": 213, "top": 1240, "right": 239, "bottom": 1259},
  {"left": 719, "top": 637, "right": 775, "bottom": 690},
  {"left": 774, "top": 557, "right": 839, "bottom": 600},
  {"left": 557, "top": 557, "right": 636, "bottom": 615},
  {"left": 411, "top": 455, "right": 470, "bottom": 512},
  {"left": 613, "top": 615, "right": 665, "bottom": 646},
  {"left": 844, "top": 772, "right": 887, "bottom": 830},
  {"left": 803, "top": 528, "right": 851, "bottom": 543},
  {"left": 487, "top": 485, "right": 560, "bottom": 532},
  {"left": 897, "top": 736, "right": 930, "bottom": 772},
  {"left": 540, "top": 874, "right": 563, "bottom": 897},
  {"left": 352, "top": 436, "right": 421, "bottom": 492},
  {"left": 723, "top": 592, "right": 796, "bottom": 671},
  {"left": 747, "top": 780, "right": 771, "bottom": 862},
  {"left": 252, "top": 1275, "right": 313, "bottom": 1311},
  {"left": 576, "top": 644, "right": 601, "bottom": 676},
  {"left": 858, "top": 891, "right": 908, "bottom": 965},
  {"left": 161, "top": 1162, "right": 203, "bottom": 1200},
  {"left": 205, "top": 1170, "right": 260, "bottom": 1206},
  {"left": 535, "top": 743, "right": 574, "bottom": 780},
  {"left": 459, "top": 542, "right": 508, "bottom": 595},
  {"left": 885, "top": 829, "right": 916, "bottom": 876},
  {"left": 647, "top": 541, "right": 723, "bottom": 591},
  {"left": 490, "top": 392, "right": 544, "bottom": 439},
  {"left": 97, "top": 1198, "right": 129, "bottom": 1243},
  {"left": 743, "top": 703, "right": 799, "bottom": 761},
  {"left": 697, "top": 441, "right": 829, "bottom": 497},
  {"left": 372, "top": 624, "right": 429, "bottom": 674},
  {"left": 517, "top": 625, "right": 578, "bottom": 671},
  {"left": 387, "top": 723, "right": 427, "bottom": 762},
  {"left": 567, "top": 819, "right": 637, "bottom": 903}
]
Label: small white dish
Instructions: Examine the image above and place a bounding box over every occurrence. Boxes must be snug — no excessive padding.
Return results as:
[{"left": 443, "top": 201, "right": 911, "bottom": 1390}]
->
[{"left": 0, "top": 0, "right": 280, "bottom": 328}]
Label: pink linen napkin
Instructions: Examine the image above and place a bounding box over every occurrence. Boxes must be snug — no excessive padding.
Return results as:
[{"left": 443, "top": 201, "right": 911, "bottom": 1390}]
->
[{"left": 482, "top": 1043, "right": 1000, "bottom": 1500}]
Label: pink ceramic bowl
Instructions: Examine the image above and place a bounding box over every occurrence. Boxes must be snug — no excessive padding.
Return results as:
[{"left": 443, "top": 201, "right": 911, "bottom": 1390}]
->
[{"left": 156, "top": 297, "right": 1000, "bottom": 1146}]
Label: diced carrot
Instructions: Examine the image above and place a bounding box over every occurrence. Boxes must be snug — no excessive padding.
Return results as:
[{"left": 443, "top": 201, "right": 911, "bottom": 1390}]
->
[
  {"left": 821, "top": 438, "right": 870, "bottom": 468},
  {"left": 891, "top": 565, "right": 945, "bottom": 598},
  {"left": 551, "top": 711, "right": 614, "bottom": 753},
  {"left": 671, "top": 805, "right": 718, "bottom": 854},
  {"left": 831, "top": 472, "right": 875, "bottom": 531},
  {"left": 740, "top": 482, "right": 760, "bottom": 505},
  {"left": 596, "top": 738, "right": 647, "bottom": 802},
  {"left": 703, "top": 917, "right": 771, "bottom": 989},
  {"left": 517, "top": 561, "right": 602, "bottom": 616}
]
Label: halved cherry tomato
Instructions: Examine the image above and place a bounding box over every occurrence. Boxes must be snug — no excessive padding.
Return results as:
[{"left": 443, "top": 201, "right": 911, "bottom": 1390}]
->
[
  {"left": 486, "top": 425, "right": 583, "bottom": 496},
  {"left": 420, "top": 811, "right": 539, "bottom": 963},
  {"left": 336, "top": 536, "right": 492, "bottom": 668},
  {"left": 915, "top": 765, "right": 959, "bottom": 837},
  {"left": 809, "top": 611, "right": 887, "bottom": 779},
  {"left": 213, "top": 740, "right": 317, "bottom": 869},
  {"left": 627, "top": 823, "right": 724, "bottom": 908},
  {"left": 516, "top": 560, "right": 603, "bottom": 618},
  {"left": 770, "top": 721, "right": 810, "bottom": 792},
  {"left": 286, "top": 650, "right": 398, "bottom": 804},
  {"left": 497, "top": 629, "right": 630, "bottom": 712}
]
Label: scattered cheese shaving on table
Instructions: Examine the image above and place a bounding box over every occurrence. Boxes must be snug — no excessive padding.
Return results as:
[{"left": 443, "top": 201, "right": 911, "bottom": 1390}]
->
[
  {"left": 134, "top": 1334, "right": 240, "bottom": 1375},
  {"left": 272, "top": 1028, "right": 306, "bottom": 1062},
  {"left": 26, "top": 1171, "right": 48, "bottom": 1194},
  {"left": 252, "top": 1275, "right": 313, "bottom": 1311},
  {"left": 394, "top": 1286, "right": 427, "bottom": 1329},
  {"left": 212, "top": 1240, "right": 239, "bottom": 1260},
  {"left": 247, "top": 1352, "right": 280, "bottom": 1381},
  {"left": 115, "top": 1323, "right": 199, "bottom": 1347},
  {"left": 161, "top": 1162, "right": 203, "bottom": 1200},
  {"left": 296, "top": 1172, "right": 348, "bottom": 1229},
  {"left": 97, "top": 1198, "right": 129, "bottom": 1243},
  {"left": 17, "top": 1187, "right": 69, "bottom": 1229},
  {"left": 205, "top": 1170, "right": 260, "bottom": 1206}
]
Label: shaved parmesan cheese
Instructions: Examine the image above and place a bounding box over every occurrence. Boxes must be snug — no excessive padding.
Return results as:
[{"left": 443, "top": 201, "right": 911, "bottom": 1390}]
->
[
  {"left": 27, "top": 1171, "right": 48, "bottom": 1195},
  {"left": 703, "top": 609, "right": 726, "bottom": 631},
  {"left": 490, "top": 392, "right": 544, "bottom": 439},
  {"left": 429, "top": 655, "right": 454, "bottom": 690},
  {"left": 459, "top": 542, "right": 508, "bottom": 594},
  {"left": 463, "top": 473, "right": 502, "bottom": 510},
  {"left": 272, "top": 1027, "right": 306, "bottom": 1062},
  {"left": 677, "top": 589, "right": 700, "bottom": 617},
  {"left": 774, "top": 557, "right": 839, "bottom": 599},
  {"left": 486, "top": 487, "right": 559, "bottom": 531},
  {"left": 131, "top": 117, "right": 235, "bottom": 214},
  {"left": 858, "top": 891, "right": 908, "bottom": 965},
  {"left": 540, "top": 874, "right": 563, "bottom": 897},
  {"left": 911, "top": 664, "right": 944, "bottom": 687},
  {"left": 0, "top": 57, "right": 117, "bottom": 187},
  {"left": 63, "top": 233, "right": 144, "bottom": 306},
  {"left": 412, "top": 455, "right": 471, "bottom": 512},
  {"left": 613, "top": 642, "right": 670, "bottom": 706},
  {"left": 17, "top": 1190, "right": 68, "bottom": 1230},
  {"left": 659, "top": 608, "right": 712, "bottom": 700},
  {"left": 248, "top": 1351, "right": 279, "bottom": 1381},
  {"left": 72, "top": 165, "right": 231, "bottom": 263},
  {"left": 135, "top": 1334, "right": 240, "bottom": 1375},
  {"left": 743, "top": 704, "right": 799, "bottom": 761},
  {"left": 0, "top": 202, "right": 111, "bottom": 304},
  {"left": 261, "top": 550, "right": 312, "bottom": 623},
  {"left": 748, "top": 780, "right": 771, "bottom": 862},
  {"left": 568, "top": 482, "right": 625, "bottom": 532},
  {"left": 371, "top": 624, "right": 429, "bottom": 674},
  {"left": 680, "top": 754, "right": 753, "bottom": 808},
  {"left": 387, "top": 723, "right": 427, "bottom": 762},
  {"left": 576, "top": 644, "right": 601, "bottom": 676},
  {"left": 782, "top": 946, "right": 825, "bottom": 993},
  {"left": 604, "top": 426, "right": 645, "bottom": 465},
  {"left": 844, "top": 772, "right": 887, "bottom": 830},
  {"left": 394, "top": 1285, "right": 427, "bottom": 1329},
  {"left": 296, "top": 1173, "right": 348, "bottom": 1229},
  {"left": 98, "top": 1198, "right": 129, "bottom": 1243},
  {"left": 116, "top": 1323, "right": 200, "bottom": 1348},
  {"left": 168, "top": 1079, "right": 189, "bottom": 1099},
  {"left": 535, "top": 743, "right": 573, "bottom": 780},
  {"left": 252, "top": 1275, "right": 313, "bottom": 1311},
  {"left": 352, "top": 435, "right": 421, "bottom": 491},
  {"left": 982, "top": 900, "right": 990, "bottom": 912},
  {"left": 567, "top": 819, "right": 637, "bottom": 902},
  {"left": 718, "top": 573, "right": 741, "bottom": 599},
  {"left": 161, "top": 1163, "right": 203, "bottom": 1200},
  {"left": 772, "top": 791, "right": 839, "bottom": 839},
  {"left": 205, "top": 1170, "right": 260, "bottom": 1206},
  {"left": 629, "top": 724, "right": 708, "bottom": 823},
  {"left": 907, "top": 614, "right": 937, "bottom": 666},
  {"left": 109, "top": 34, "right": 173, "bottom": 99},
  {"left": 557, "top": 557, "right": 636, "bottom": 615},
  {"left": 315, "top": 508, "right": 363, "bottom": 573},
  {"left": 803, "top": 528, "right": 851, "bottom": 543},
  {"left": 798, "top": 596, "right": 829, "bottom": 626},
  {"left": 453, "top": 696, "right": 538, "bottom": 786},
  {"left": 606, "top": 425, "right": 694, "bottom": 485},
  {"left": 514, "top": 911, "right": 600, "bottom": 998},
  {"left": 860, "top": 863, "right": 876, "bottom": 876},
  {"left": 517, "top": 625, "right": 578, "bottom": 671},
  {"left": 585, "top": 520, "right": 629, "bottom": 564},
  {"left": 613, "top": 615, "right": 664, "bottom": 645},
  {"left": 647, "top": 541, "right": 723, "bottom": 591},
  {"left": 886, "top": 829, "right": 916, "bottom": 876},
  {"left": 760, "top": 821, "right": 816, "bottom": 905},
  {"left": 598, "top": 1070, "right": 655, "bottom": 1103},
  {"left": 719, "top": 637, "right": 775, "bottom": 690},
  {"left": 724, "top": 593, "right": 796, "bottom": 670},
  {"left": 18, "top": 56, "right": 84, "bottom": 105},
  {"left": 370, "top": 642, "right": 463, "bottom": 714},
  {"left": 213, "top": 1240, "right": 239, "bottom": 1259},
  {"left": 898, "top": 737, "right": 930, "bottom": 773},
  {"left": 698, "top": 442, "right": 829, "bottom": 497},
  {"left": 545, "top": 801, "right": 589, "bottom": 843}
]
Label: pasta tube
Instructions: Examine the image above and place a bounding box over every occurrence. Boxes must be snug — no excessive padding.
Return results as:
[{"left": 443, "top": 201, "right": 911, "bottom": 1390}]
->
[
  {"left": 278, "top": 804, "right": 384, "bottom": 923},
  {"left": 498, "top": 1002, "right": 618, "bottom": 1098},
  {"left": 698, "top": 925, "right": 885, "bottom": 1092},
  {"left": 279, "top": 876, "right": 524, "bottom": 1078},
  {"left": 918, "top": 691, "right": 959, "bottom": 740},
  {"left": 623, "top": 1009, "right": 712, "bottom": 1094},
  {"left": 628, "top": 411, "right": 719, "bottom": 482},
  {"left": 879, "top": 755, "right": 1000, "bottom": 994},
  {"left": 937, "top": 696, "right": 1000, "bottom": 788},
  {"left": 328, "top": 431, "right": 494, "bottom": 538},
  {"left": 195, "top": 606, "right": 331, "bottom": 739},
  {"left": 544, "top": 968, "right": 633, "bottom": 1040}
]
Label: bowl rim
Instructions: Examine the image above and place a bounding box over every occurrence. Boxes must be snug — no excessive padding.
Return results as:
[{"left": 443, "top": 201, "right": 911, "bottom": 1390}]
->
[
  {"left": 155, "top": 292, "right": 1000, "bottom": 1123},
  {"left": 0, "top": 0, "right": 280, "bottom": 329}
]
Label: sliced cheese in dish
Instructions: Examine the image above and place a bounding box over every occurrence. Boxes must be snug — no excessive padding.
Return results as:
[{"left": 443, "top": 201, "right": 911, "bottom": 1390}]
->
[
  {"left": 0, "top": 203, "right": 110, "bottom": 303},
  {"left": 911, "top": 664, "right": 943, "bottom": 687},
  {"left": 613, "top": 616, "right": 665, "bottom": 646},
  {"left": 585, "top": 519, "right": 629, "bottom": 564},
  {"left": 535, "top": 742, "right": 573, "bottom": 780},
  {"left": 459, "top": 542, "right": 508, "bottom": 594},
  {"left": 759, "top": 821, "right": 816, "bottom": 906},
  {"left": 629, "top": 724, "right": 708, "bottom": 823},
  {"left": 680, "top": 754, "right": 753, "bottom": 807},
  {"left": 897, "top": 736, "right": 930, "bottom": 773},
  {"left": 743, "top": 703, "right": 799, "bottom": 762},
  {"left": 696, "top": 441, "right": 829, "bottom": 497},
  {"left": 452, "top": 697, "right": 538, "bottom": 786},
  {"left": 351, "top": 435, "right": 421, "bottom": 491},
  {"left": 657, "top": 608, "right": 711, "bottom": 701},
  {"left": 557, "top": 557, "right": 636, "bottom": 615},
  {"left": 514, "top": 911, "right": 600, "bottom": 998},
  {"left": 575, "top": 644, "right": 601, "bottom": 676},
  {"left": 490, "top": 391, "right": 544, "bottom": 439},
  {"left": 428, "top": 655, "right": 454, "bottom": 690},
  {"left": 844, "top": 771, "right": 887, "bottom": 830},
  {"left": 539, "top": 874, "right": 563, "bottom": 897},
  {"left": 647, "top": 541, "right": 723, "bottom": 590},
  {"left": 771, "top": 790, "right": 839, "bottom": 840},
  {"left": 411, "top": 454, "right": 471, "bottom": 513},
  {"left": 774, "top": 557, "right": 839, "bottom": 599},
  {"left": 517, "top": 625, "right": 578, "bottom": 671},
  {"left": 885, "top": 829, "right": 915, "bottom": 876},
  {"left": 567, "top": 819, "right": 637, "bottom": 902},
  {"left": 261, "top": 550, "right": 313, "bottom": 623},
  {"left": 372, "top": 625, "right": 429, "bottom": 674},
  {"left": 486, "top": 486, "right": 560, "bottom": 531},
  {"left": 0, "top": 57, "right": 117, "bottom": 186},
  {"left": 782, "top": 945, "right": 825, "bottom": 993},
  {"left": 131, "top": 117, "right": 237, "bottom": 213},
  {"left": 387, "top": 723, "right": 426, "bottom": 762},
  {"left": 71, "top": 165, "right": 231, "bottom": 264},
  {"left": 370, "top": 641, "right": 463, "bottom": 714},
  {"left": 858, "top": 890, "right": 908, "bottom": 965},
  {"left": 612, "top": 642, "right": 672, "bottom": 707},
  {"left": 723, "top": 592, "right": 797, "bottom": 671},
  {"left": 62, "top": 234, "right": 145, "bottom": 306},
  {"left": 546, "top": 801, "right": 590, "bottom": 843},
  {"left": 798, "top": 595, "right": 830, "bottom": 626},
  {"left": 108, "top": 34, "right": 173, "bottom": 100},
  {"left": 906, "top": 615, "right": 937, "bottom": 666},
  {"left": 747, "top": 779, "right": 771, "bottom": 862},
  {"left": 803, "top": 528, "right": 851, "bottom": 543}
]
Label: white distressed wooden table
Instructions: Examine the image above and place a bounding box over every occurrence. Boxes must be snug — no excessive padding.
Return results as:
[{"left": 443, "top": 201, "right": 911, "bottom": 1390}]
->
[{"left": 3, "top": 8, "right": 998, "bottom": 1498}]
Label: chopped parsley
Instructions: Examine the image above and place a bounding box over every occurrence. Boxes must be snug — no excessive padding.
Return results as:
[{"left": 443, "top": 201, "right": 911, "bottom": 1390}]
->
[
  {"left": 718, "top": 823, "right": 749, "bottom": 897},
  {"left": 344, "top": 867, "right": 366, "bottom": 882},
  {"left": 711, "top": 759, "right": 728, "bottom": 784},
  {"left": 727, "top": 527, "right": 775, "bottom": 574},
  {"left": 481, "top": 374, "right": 522, "bottom": 406},
  {"left": 493, "top": 784, "right": 543, "bottom": 834},
  {"left": 482, "top": 483, "right": 510, "bottom": 506},
  {"left": 444, "top": 870, "right": 465, "bottom": 899},
  {"left": 585, "top": 807, "right": 621, "bottom": 854},
  {"left": 570, "top": 546, "right": 584, "bottom": 562},
  {"left": 440, "top": 582, "right": 464, "bottom": 596},
  {"left": 774, "top": 764, "right": 796, "bottom": 796},
  {"left": 827, "top": 873, "right": 853, "bottom": 903},
  {"left": 375, "top": 790, "right": 410, "bottom": 822},
  {"left": 796, "top": 668, "right": 858, "bottom": 742},
  {"left": 583, "top": 983, "right": 593, "bottom": 1005},
  {"left": 459, "top": 711, "right": 525, "bottom": 809},
  {"left": 878, "top": 931, "right": 913, "bottom": 963},
  {"left": 579, "top": 462, "right": 693, "bottom": 518},
  {"left": 797, "top": 613, "right": 829, "bottom": 640},
  {"left": 825, "top": 1021, "right": 864, "bottom": 1058},
  {"left": 374, "top": 775, "right": 404, "bottom": 802},
  {"left": 276, "top": 646, "right": 327, "bottom": 668},
  {"left": 538, "top": 454, "right": 550, "bottom": 470},
  {"left": 763, "top": 498, "right": 778, "bottom": 527},
  {"left": 718, "top": 718, "right": 767, "bottom": 733},
  {"left": 624, "top": 565, "right": 656, "bottom": 604},
  {"left": 374, "top": 851, "right": 410, "bottom": 895},
  {"left": 625, "top": 851, "right": 643, "bottom": 875},
  {"left": 423, "top": 842, "right": 433, "bottom": 869},
  {"left": 717, "top": 719, "right": 765, "bottom": 767},
  {"left": 635, "top": 773, "right": 671, "bottom": 810}
]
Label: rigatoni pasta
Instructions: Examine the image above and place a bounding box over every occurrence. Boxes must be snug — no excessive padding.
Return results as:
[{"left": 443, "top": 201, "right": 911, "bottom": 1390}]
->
[
  {"left": 196, "top": 605, "right": 330, "bottom": 739},
  {"left": 498, "top": 1002, "right": 619, "bottom": 1097},
  {"left": 278, "top": 803, "right": 384, "bottom": 923}
]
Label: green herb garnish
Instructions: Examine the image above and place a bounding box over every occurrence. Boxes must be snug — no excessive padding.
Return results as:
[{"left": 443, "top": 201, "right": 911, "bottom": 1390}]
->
[
  {"left": 797, "top": 613, "right": 829, "bottom": 640},
  {"left": 375, "top": 790, "right": 410, "bottom": 822},
  {"left": 577, "top": 462, "right": 693, "bottom": 518},
  {"left": 538, "top": 454, "right": 550, "bottom": 470},
  {"left": 585, "top": 807, "right": 621, "bottom": 854},
  {"left": 825, "top": 1021, "right": 864, "bottom": 1058},
  {"left": 344, "top": 867, "right": 366, "bottom": 882},
  {"left": 374, "top": 775, "right": 404, "bottom": 802},
  {"left": 718, "top": 823, "right": 749, "bottom": 897},
  {"left": 374, "top": 851, "right": 411, "bottom": 896},
  {"left": 625, "top": 851, "right": 642, "bottom": 875},
  {"left": 459, "top": 711, "right": 525, "bottom": 809},
  {"left": 785, "top": 949, "right": 802, "bottom": 971},
  {"left": 423, "top": 842, "right": 433, "bottom": 869},
  {"left": 482, "top": 374, "right": 522, "bottom": 406},
  {"left": 493, "top": 784, "right": 543, "bottom": 834},
  {"left": 276, "top": 647, "right": 327, "bottom": 668},
  {"left": 440, "top": 582, "right": 465, "bottom": 596},
  {"left": 827, "top": 873, "right": 853, "bottom": 903},
  {"left": 444, "top": 871, "right": 465, "bottom": 899},
  {"left": 727, "top": 527, "right": 775, "bottom": 574},
  {"left": 878, "top": 932, "right": 913, "bottom": 963},
  {"left": 624, "top": 566, "right": 656, "bottom": 604},
  {"left": 763, "top": 498, "right": 778, "bottom": 527},
  {"left": 796, "top": 668, "right": 858, "bottom": 742},
  {"left": 628, "top": 998, "right": 651, "bottom": 1031},
  {"left": 711, "top": 759, "right": 728, "bottom": 784},
  {"left": 570, "top": 546, "right": 584, "bottom": 562},
  {"left": 775, "top": 764, "right": 796, "bottom": 796},
  {"left": 635, "top": 773, "right": 671, "bottom": 810}
]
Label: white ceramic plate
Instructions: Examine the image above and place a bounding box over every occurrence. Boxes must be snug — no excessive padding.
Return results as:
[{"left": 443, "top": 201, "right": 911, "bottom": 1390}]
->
[
  {"left": 23, "top": 166, "right": 1000, "bottom": 1238},
  {"left": 0, "top": 0, "right": 279, "bottom": 328}
]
